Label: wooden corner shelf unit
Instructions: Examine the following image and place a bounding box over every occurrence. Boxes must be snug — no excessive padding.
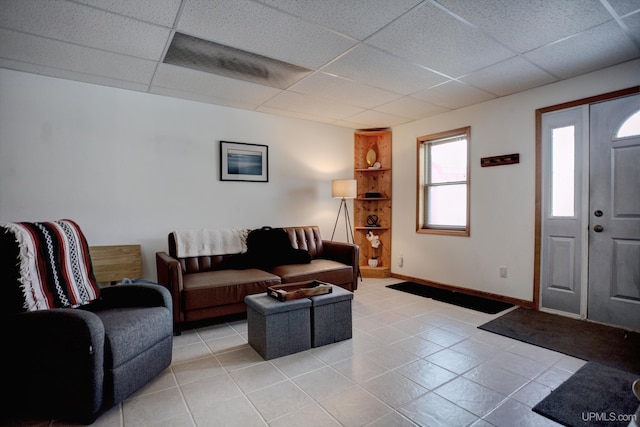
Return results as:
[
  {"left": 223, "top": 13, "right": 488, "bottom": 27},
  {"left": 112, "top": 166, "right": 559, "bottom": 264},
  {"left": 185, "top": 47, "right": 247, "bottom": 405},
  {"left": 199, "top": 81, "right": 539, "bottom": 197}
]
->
[{"left": 354, "top": 129, "right": 392, "bottom": 278}]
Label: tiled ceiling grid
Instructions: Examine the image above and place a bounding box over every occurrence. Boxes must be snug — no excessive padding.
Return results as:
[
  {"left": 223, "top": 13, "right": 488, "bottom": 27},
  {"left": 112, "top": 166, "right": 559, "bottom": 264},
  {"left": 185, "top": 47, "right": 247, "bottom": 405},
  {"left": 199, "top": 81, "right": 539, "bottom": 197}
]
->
[{"left": 0, "top": 0, "right": 638, "bottom": 129}]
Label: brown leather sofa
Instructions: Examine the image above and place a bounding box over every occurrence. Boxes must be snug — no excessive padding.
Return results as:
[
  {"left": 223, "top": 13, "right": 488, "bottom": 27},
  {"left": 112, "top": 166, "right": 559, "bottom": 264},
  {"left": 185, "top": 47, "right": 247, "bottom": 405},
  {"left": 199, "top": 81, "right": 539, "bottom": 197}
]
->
[{"left": 156, "top": 226, "right": 359, "bottom": 334}]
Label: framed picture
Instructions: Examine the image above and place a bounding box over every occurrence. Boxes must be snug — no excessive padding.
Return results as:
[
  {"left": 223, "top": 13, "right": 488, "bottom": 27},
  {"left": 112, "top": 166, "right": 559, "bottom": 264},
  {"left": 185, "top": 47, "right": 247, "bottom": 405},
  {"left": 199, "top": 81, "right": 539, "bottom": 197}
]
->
[{"left": 220, "top": 141, "right": 269, "bottom": 182}]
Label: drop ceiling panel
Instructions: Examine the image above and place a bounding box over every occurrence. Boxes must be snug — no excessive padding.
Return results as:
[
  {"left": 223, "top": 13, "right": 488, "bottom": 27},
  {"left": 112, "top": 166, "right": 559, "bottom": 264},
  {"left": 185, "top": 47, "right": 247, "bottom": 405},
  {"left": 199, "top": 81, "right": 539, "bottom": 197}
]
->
[
  {"left": 151, "top": 86, "right": 266, "bottom": 111},
  {"left": 257, "top": 0, "right": 423, "bottom": 40},
  {"left": 623, "top": 12, "right": 640, "bottom": 42},
  {"left": 413, "top": 81, "right": 496, "bottom": 110},
  {"left": 525, "top": 21, "right": 640, "bottom": 79},
  {"left": 346, "top": 109, "right": 412, "bottom": 128},
  {"left": 0, "top": 58, "right": 151, "bottom": 93},
  {"left": 366, "top": 2, "right": 515, "bottom": 77},
  {"left": 322, "top": 45, "right": 449, "bottom": 95},
  {"left": 462, "top": 57, "right": 557, "bottom": 96},
  {"left": 74, "top": 0, "right": 182, "bottom": 27},
  {"left": 0, "top": 0, "right": 637, "bottom": 129},
  {"left": 289, "top": 72, "right": 401, "bottom": 109},
  {"left": 0, "top": 29, "right": 158, "bottom": 84},
  {"left": 437, "top": 0, "right": 613, "bottom": 53},
  {"left": 256, "top": 105, "right": 336, "bottom": 124},
  {"left": 375, "top": 97, "right": 450, "bottom": 120},
  {"left": 0, "top": 0, "right": 171, "bottom": 60},
  {"left": 152, "top": 64, "right": 282, "bottom": 107},
  {"left": 177, "top": 0, "right": 356, "bottom": 69},
  {"left": 608, "top": 0, "right": 640, "bottom": 17},
  {"left": 262, "top": 91, "right": 365, "bottom": 120}
]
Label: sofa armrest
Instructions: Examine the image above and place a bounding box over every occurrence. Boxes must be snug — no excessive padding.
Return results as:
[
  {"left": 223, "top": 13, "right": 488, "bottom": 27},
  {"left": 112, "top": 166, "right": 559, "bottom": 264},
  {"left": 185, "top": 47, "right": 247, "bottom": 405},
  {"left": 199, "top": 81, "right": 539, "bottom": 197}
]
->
[
  {"left": 3, "top": 309, "right": 105, "bottom": 422},
  {"left": 99, "top": 283, "right": 172, "bottom": 310},
  {"left": 322, "top": 240, "right": 360, "bottom": 290},
  {"left": 156, "top": 251, "right": 184, "bottom": 330}
]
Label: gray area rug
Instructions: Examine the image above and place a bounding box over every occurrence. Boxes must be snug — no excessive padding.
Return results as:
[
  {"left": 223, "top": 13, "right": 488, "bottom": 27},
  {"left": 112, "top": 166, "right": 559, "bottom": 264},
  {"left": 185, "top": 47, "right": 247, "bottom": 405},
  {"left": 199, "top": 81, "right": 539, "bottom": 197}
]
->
[
  {"left": 478, "top": 308, "right": 640, "bottom": 375},
  {"left": 533, "top": 362, "right": 639, "bottom": 427}
]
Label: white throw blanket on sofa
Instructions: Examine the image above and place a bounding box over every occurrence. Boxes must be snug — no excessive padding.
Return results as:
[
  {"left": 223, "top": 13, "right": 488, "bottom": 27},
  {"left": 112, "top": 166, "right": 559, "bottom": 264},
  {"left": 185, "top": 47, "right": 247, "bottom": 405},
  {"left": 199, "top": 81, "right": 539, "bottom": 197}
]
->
[{"left": 173, "top": 228, "right": 249, "bottom": 258}]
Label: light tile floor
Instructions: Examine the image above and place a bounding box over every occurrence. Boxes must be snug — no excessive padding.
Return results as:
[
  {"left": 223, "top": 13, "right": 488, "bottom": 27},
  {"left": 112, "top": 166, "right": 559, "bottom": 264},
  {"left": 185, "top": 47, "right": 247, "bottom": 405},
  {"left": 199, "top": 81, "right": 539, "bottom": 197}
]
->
[{"left": 16, "top": 278, "right": 583, "bottom": 426}]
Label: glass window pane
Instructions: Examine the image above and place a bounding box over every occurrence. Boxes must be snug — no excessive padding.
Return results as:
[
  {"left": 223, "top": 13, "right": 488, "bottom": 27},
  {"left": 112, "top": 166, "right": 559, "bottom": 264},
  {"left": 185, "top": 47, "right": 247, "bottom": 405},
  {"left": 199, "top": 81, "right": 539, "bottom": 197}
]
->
[
  {"left": 616, "top": 110, "right": 640, "bottom": 138},
  {"left": 430, "top": 140, "right": 467, "bottom": 183},
  {"left": 551, "top": 126, "right": 575, "bottom": 217},
  {"left": 428, "top": 185, "right": 467, "bottom": 227}
]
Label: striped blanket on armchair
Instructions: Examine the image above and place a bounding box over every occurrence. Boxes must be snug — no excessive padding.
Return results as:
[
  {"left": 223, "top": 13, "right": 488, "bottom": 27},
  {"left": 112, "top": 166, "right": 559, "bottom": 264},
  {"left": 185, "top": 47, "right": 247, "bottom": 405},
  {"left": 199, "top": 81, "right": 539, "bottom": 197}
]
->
[{"left": 3, "top": 219, "right": 100, "bottom": 311}]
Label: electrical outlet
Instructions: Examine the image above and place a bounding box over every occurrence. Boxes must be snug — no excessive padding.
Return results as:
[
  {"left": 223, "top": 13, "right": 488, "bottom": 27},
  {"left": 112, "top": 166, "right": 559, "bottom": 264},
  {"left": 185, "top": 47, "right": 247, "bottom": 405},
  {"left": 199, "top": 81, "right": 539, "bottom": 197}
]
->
[
  {"left": 398, "top": 255, "right": 404, "bottom": 267},
  {"left": 499, "top": 266, "right": 508, "bottom": 278}
]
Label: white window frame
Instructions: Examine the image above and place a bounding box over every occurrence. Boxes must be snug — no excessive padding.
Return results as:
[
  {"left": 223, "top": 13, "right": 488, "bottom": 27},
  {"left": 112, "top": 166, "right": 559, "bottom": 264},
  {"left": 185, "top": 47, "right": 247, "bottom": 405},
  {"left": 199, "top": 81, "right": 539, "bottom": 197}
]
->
[{"left": 417, "top": 126, "right": 471, "bottom": 236}]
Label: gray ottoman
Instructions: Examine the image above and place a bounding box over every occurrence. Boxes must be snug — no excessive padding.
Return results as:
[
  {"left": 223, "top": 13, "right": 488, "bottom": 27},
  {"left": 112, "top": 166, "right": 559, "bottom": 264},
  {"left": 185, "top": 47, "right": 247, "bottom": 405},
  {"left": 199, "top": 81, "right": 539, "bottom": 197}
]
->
[
  {"left": 308, "top": 285, "right": 354, "bottom": 347},
  {"left": 245, "top": 293, "right": 311, "bottom": 360}
]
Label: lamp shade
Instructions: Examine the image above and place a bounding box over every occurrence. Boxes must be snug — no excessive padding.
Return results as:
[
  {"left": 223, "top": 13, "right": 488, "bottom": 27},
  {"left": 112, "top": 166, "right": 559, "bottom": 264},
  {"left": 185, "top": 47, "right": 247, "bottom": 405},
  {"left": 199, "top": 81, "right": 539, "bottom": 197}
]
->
[{"left": 332, "top": 179, "right": 357, "bottom": 199}]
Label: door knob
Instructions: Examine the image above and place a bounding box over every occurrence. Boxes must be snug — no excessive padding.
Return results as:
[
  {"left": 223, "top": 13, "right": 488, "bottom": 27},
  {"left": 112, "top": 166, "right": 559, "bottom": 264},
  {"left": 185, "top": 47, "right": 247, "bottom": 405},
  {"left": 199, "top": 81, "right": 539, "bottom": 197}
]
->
[
  {"left": 594, "top": 210, "right": 603, "bottom": 217},
  {"left": 593, "top": 225, "right": 604, "bottom": 232}
]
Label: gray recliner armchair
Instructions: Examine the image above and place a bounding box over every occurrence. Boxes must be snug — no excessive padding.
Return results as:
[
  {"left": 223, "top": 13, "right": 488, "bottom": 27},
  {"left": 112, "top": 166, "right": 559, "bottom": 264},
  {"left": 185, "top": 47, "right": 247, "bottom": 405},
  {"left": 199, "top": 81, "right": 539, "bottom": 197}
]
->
[{"left": 0, "top": 220, "right": 173, "bottom": 424}]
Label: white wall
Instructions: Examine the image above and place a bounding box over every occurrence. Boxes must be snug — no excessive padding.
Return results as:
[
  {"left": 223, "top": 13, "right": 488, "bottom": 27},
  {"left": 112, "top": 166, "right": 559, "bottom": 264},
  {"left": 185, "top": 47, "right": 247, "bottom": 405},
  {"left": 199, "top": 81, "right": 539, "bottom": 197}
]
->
[
  {"left": 391, "top": 59, "right": 640, "bottom": 302},
  {"left": 0, "top": 69, "right": 354, "bottom": 279}
]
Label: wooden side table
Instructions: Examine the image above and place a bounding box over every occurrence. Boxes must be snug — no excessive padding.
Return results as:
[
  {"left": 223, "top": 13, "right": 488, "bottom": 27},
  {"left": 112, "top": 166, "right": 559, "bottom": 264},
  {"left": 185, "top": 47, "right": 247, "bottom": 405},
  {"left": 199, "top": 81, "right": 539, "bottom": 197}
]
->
[{"left": 89, "top": 244, "right": 142, "bottom": 285}]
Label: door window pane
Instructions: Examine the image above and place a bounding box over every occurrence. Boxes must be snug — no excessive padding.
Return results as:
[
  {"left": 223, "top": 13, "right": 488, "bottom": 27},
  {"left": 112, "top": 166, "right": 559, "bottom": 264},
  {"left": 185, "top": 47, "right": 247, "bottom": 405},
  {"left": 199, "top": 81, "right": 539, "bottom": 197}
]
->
[
  {"left": 616, "top": 110, "right": 640, "bottom": 138},
  {"left": 551, "top": 126, "right": 575, "bottom": 217}
]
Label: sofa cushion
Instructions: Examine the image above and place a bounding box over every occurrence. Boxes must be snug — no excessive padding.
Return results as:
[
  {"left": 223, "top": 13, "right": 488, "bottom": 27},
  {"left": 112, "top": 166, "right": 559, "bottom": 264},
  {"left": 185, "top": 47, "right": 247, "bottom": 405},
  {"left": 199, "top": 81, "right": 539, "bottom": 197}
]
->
[
  {"left": 183, "top": 269, "right": 280, "bottom": 310},
  {"left": 269, "top": 259, "right": 353, "bottom": 286},
  {"left": 94, "top": 306, "right": 172, "bottom": 368}
]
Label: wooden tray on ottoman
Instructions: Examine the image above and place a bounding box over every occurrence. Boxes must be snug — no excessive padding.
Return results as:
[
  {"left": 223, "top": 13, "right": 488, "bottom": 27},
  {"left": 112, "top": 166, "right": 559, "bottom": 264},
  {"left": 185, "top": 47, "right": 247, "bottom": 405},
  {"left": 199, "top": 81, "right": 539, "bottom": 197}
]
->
[{"left": 267, "top": 281, "right": 333, "bottom": 302}]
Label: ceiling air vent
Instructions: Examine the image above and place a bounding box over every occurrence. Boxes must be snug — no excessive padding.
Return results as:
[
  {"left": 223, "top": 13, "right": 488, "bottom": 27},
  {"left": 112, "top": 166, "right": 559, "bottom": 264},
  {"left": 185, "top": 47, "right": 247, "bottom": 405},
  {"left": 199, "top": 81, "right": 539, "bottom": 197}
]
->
[{"left": 164, "top": 32, "right": 312, "bottom": 89}]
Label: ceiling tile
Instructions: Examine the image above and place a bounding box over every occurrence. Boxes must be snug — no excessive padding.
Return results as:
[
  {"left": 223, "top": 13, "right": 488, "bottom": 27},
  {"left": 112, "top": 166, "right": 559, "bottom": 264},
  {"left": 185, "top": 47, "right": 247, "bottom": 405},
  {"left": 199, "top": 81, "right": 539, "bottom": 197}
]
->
[
  {"left": 152, "top": 64, "right": 282, "bottom": 107},
  {"left": 462, "top": 56, "right": 557, "bottom": 96},
  {"left": 151, "top": 86, "right": 266, "bottom": 111},
  {"left": 0, "top": 0, "right": 171, "bottom": 60},
  {"left": 607, "top": 0, "right": 640, "bottom": 17},
  {"left": 0, "top": 29, "right": 158, "bottom": 84},
  {"left": 0, "top": 58, "right": 151, "bottom": 93},
  {"left": 288, "top": 72, "right": 401, "bottom": 109},
  {"left": 0, "top": 0, "right": 637, "bottom": 129},
  {"left": 374, "top": 96, "right": 450, "bottom": 120},
  {"left": 525, "top": 21, "right": 640, "bottom": 79},
  {"left": 177, "top": 0, "right": 356, "bottom": 69},
  {"left": 74, "top": 0, "right": 182, "bottom": 27},
  {"left": 255, "top": 105, "right": 337, "bottom": 124},
  {"left": 257, "top": 0, "right": 422, "bottom": 40},
  {"left": 412, "top": 81, "right": 497, "bottom": 110},
  {"left": 346, "top": 110, "right": 412, "bottom": 128},
  {"left": 437, "top": 0, "right": 613, "bottom": 53},
  {"left": 261, "top": 91, "right": 365, "bottom": 120},
  {"left": 366, "top": 2, "right": 515, "bottom": 77},
  {"left": 323, "top": 45, "right": 448, "bottom": 95},
  {"left": 622, "top": 12, "right": 640, "bottom": 44}
]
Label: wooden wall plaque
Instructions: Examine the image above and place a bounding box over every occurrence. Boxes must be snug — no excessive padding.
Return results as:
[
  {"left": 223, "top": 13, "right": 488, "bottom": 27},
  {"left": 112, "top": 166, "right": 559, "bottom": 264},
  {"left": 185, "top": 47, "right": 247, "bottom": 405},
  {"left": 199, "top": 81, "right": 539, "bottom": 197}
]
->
[{"left": 480, "top": 153, "right": 520, "bottom": 167}]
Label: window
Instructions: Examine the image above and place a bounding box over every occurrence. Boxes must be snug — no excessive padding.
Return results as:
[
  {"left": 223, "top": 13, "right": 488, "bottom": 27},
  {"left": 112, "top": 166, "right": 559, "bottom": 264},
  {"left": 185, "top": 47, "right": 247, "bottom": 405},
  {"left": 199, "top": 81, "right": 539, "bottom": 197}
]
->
[
  {"left": 616, "top": 110, "right": 640, "bottom": 138},
  {"left": 417, "top": 127, "right": 470, "bottom": 236},
  {"left": 550, "top": 125, "right": 575, "bottom": 217}
]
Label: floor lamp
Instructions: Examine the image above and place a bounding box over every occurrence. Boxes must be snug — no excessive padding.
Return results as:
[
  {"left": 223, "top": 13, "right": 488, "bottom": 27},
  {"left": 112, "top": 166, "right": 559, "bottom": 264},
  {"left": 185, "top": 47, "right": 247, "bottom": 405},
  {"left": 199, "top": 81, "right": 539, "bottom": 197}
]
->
[
  {"left": 330, "top": 179, "right": 362, "bottom": 281},
  {"left": 330, "top": 179, "right": 357, "bottom": 243}
]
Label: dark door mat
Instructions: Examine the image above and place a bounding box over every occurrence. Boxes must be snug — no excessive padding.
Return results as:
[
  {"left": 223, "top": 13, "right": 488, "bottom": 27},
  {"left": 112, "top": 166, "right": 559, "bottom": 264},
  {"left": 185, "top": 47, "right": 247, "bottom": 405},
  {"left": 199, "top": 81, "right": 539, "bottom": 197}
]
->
[
  {"left": 386, "top": 282, "right": 514, "bottom": 314},
  {"left": 478, "top": 308, "right": 640, "bottom": 375},
  {"left": 533, "top": 362, "right": 639, "bottom": 427}
]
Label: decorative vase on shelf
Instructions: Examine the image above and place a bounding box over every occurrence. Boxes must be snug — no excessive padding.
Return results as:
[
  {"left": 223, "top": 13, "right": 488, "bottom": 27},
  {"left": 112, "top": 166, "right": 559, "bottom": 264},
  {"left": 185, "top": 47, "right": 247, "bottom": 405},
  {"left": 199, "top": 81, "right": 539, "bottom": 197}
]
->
[{"left": 368, "top": 258, "right": 378, "bottom": 268}]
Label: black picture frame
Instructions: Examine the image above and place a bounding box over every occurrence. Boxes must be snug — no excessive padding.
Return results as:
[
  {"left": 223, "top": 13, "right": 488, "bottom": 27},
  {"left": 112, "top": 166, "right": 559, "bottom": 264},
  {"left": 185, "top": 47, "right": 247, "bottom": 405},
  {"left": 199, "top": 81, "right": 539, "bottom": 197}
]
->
[{"left": 220, "top": 141, "right": 269, "bottom": 182}]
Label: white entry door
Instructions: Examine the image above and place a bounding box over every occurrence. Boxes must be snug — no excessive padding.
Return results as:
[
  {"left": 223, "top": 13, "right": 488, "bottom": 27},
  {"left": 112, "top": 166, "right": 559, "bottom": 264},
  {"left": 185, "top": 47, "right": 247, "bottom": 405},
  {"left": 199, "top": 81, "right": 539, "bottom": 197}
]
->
[
  {"left": 587, "top": 94, "right": 640, "bottom": 330},
  {"left": 540, "top": 106, "right": 587, "bottom": 315},
  {"left": 541, "top": 93, "right": 640, "bottom": 330}
]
